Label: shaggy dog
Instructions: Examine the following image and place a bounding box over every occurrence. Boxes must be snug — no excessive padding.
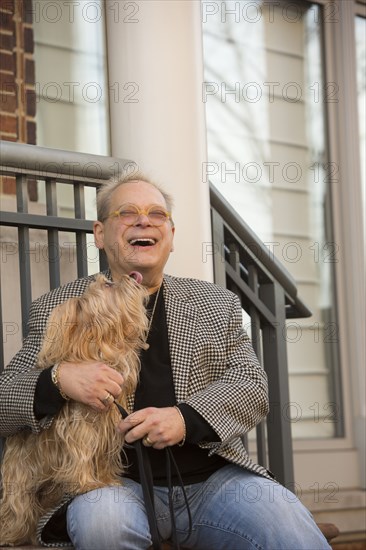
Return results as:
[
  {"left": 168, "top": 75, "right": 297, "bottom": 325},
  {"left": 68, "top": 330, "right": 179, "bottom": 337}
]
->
[{"left": 0, "top": 274, "right": 149, "bottom": 546}]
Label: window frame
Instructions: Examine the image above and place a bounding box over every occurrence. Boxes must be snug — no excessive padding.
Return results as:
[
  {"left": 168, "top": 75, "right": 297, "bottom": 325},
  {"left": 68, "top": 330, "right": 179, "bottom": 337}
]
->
[{"left": 291, "top": 0, "right": 365, "bottom": 462}]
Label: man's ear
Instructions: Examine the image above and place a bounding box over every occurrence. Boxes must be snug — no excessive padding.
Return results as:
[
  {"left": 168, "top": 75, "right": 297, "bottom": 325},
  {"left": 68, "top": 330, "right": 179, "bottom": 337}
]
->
[
  {"left": 93, "top": 221, "right": 104, "bottom": 249},
  {"left": 170, "top": 226, "right": 175, "bottom": 252}
]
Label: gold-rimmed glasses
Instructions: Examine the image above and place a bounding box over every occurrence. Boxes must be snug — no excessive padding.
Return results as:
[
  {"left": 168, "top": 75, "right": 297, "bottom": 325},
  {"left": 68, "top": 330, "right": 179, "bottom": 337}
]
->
[{"left": 108, "top": 204, "right": 172, "bottom": 227}]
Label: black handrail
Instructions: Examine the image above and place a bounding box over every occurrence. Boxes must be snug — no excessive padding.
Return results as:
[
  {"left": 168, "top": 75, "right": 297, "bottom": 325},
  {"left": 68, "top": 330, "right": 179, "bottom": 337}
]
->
[
  {"left": 209, "top": 181, "right": 313, "bottom": 486},
  {"left": 210, "top": 183, "right": 312, "bottom": 319}
]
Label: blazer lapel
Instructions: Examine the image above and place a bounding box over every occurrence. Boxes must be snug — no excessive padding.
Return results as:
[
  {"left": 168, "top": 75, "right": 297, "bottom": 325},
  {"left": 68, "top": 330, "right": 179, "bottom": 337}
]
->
[{"left": 163, "top": 276, "right": 198, "bottom": 403}]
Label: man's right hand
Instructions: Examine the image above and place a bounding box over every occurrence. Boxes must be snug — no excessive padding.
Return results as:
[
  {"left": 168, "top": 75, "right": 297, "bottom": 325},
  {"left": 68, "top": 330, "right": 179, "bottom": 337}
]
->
[{"left": 57, "top": 362, "right": 124, "bottom": 411}]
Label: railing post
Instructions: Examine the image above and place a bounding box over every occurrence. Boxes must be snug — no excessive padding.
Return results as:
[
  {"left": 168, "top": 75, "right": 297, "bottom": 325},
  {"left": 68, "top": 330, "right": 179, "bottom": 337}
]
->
[
  {"left": 46, "top": 178, "right": 61, "bottom": 289},
  {"left": 74, "top": 184, "right": 88, "bottom": 278},
  {"left": 248, "top": 264, "right": 268, "bottom": 469},
  {"left": 210, "top": 209, "right": 226, "bottom": 288},
  {"left": 16, "top": 174, "right": 32, "bottom": 337},
  {"left": 261, "top": 281, "right": 295, "bottom": 487}
]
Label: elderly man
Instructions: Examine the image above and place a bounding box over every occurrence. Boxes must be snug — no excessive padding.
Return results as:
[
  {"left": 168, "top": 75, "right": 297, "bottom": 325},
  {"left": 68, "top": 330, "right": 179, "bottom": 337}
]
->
[{"left": 0, "top": 174, "right": 330, "bottom": 549}]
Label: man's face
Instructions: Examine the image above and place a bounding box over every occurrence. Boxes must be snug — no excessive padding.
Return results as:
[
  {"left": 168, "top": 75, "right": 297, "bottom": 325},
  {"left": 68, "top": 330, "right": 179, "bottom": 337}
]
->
[{"left": 94, "top": 180, "right": 175, "bottom": 285}]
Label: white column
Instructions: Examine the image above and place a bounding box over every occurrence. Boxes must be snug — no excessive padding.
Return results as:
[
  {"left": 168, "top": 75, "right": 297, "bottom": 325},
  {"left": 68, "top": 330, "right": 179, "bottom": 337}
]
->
[{"left": 105, "top": 0, "right": 213, "bottom": 282}]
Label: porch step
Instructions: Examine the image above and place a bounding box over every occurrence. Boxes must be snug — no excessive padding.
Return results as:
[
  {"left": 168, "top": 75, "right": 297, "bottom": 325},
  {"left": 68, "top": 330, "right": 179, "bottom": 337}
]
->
[
  {"left": 302, "top": 488, "right": 366, "bottom": 546},
  {"left": 331, "top": 530, "right": 366, "bottom": 549},
  {"left": 332, "top": 542, "right": 366, "bottom": 550}
]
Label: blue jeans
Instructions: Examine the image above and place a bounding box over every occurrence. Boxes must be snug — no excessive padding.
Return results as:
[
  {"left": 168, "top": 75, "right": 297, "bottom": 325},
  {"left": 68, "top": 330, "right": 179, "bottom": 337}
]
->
[{"left": 66, "top": 464, "right": 331, "bottom": 550}]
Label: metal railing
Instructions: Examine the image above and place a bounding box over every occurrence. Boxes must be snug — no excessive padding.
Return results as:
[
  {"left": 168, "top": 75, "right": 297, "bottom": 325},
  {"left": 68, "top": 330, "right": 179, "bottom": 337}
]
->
[
  {"left": 0, "top": 141, "right": 312, "bottom": 486},
  {"left": 0, "top": 140, "right": 134, "bottom": 359},
  {"left": 210, "top": 185, "right": 311, "bottom": 486}
]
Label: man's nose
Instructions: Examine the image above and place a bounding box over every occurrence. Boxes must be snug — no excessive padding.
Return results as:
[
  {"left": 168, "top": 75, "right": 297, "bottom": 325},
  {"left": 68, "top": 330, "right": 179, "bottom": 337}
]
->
[{"left": 134, "top": 213, "right": 151, "bottom": 226}]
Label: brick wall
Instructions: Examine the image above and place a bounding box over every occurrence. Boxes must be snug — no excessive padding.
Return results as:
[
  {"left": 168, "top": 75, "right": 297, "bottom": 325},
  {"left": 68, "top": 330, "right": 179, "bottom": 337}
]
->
[{"left": 0, "top": 0, "right": 37, "bottom": 198}]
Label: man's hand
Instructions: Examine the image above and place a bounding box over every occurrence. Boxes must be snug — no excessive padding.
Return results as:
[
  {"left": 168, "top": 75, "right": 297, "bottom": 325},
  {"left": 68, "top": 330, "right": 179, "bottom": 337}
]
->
[
  {"left": 117, "top": 406, "right": 185, "bottom": 449},
  {"left": 58, "top": 362, "right": 124, "bottom": 411}
]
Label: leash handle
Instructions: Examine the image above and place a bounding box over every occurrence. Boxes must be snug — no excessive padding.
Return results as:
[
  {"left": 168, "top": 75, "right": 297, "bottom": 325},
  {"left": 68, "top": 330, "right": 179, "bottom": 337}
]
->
[{"left": 115, "top": 403, "right": 161, "bottom": 550}]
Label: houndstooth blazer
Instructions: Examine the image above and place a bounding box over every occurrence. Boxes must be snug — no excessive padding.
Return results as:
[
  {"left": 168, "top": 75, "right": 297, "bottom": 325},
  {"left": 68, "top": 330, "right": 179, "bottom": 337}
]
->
[{"left": 0, "top": 271, "right": 272, "bottom": 546}]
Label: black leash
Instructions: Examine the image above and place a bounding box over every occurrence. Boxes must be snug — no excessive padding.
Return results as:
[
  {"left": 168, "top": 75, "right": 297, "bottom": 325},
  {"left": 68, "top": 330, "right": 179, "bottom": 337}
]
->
[
  {"left": 115, "top": 403, "right": 161, "bottom": 549},
  {"left": 115, "top": 403, "right": 192, "bottom": 550},
  {"left": 165, "top": 447, "right": 192, "bottom": 549}
]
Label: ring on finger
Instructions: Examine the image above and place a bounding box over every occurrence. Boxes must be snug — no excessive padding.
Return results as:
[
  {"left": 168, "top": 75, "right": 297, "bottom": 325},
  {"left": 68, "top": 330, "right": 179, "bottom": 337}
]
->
[
  {"left": 102, "top": 392, "right": 114, "bottom": 405},
  {"left": 142, "top": 435, "right": 153, "bottom": 447}
]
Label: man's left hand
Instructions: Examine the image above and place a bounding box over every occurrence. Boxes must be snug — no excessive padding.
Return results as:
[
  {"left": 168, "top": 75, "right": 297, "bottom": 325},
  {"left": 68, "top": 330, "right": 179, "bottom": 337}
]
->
[{"left": 116, "top": 406, "right": 185, "bottom": 449}]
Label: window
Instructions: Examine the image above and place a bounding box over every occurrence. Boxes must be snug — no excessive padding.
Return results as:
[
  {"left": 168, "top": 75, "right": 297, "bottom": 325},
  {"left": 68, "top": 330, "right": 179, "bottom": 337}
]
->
[
  {"left": 33, "top": 0, "right": 109, "bottom": 156},
  {"left": 202, "top": 0, "right": 341, "bottom": 438},
  {"left": 32, "top": 0, "right": 110, "bottom": 272}
]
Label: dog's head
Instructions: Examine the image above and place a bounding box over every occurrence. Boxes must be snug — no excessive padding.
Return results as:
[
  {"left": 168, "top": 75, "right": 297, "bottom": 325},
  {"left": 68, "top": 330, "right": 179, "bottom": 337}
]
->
[{"left": 38, "top": 274, "right": 149, "bottom": 371}]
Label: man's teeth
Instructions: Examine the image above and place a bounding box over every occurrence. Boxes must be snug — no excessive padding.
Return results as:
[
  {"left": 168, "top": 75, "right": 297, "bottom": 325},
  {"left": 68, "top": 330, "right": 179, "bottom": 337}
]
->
[{"left": 129, "top": 238, "right": 156, "bottom": 246}]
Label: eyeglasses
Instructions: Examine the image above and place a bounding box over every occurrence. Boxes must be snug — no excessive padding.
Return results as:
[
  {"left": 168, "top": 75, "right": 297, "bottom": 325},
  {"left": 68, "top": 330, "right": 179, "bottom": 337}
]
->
[{"left": 108, "top": 204, "right": 172, "bottom": 227}]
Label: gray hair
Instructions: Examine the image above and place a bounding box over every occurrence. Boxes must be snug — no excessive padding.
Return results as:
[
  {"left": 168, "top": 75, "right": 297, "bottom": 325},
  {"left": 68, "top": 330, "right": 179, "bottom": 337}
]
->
[{"left": 96, "top": 170, "right": 174, "bottom": 223}]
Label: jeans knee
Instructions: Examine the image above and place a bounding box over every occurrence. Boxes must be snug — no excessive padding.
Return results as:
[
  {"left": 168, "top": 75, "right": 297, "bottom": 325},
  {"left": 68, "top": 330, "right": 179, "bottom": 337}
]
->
[{"left": 66, "top": 486, "right": 152, "bottom": 550}]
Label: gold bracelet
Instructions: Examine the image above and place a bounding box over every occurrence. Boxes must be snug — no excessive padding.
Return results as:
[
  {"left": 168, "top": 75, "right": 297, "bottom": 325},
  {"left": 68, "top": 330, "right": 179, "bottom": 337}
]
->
[
  {"left": 51, "top": 363, "right": 70, "bottom": 401},
  {"left": 174, "top": 405, "right": 186, "bottom": 447}
]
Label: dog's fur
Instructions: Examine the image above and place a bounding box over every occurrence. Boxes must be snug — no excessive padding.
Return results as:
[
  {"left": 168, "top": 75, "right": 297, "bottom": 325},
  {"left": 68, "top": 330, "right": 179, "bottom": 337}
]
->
[{"left": 0, "top": 274, "right": 149, "bottom": 545}]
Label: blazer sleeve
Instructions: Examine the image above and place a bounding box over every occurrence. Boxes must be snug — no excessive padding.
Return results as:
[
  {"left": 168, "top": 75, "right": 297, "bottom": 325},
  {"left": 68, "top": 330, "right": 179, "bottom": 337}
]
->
[
  {"left": 0, "top": 297, "right": 55, "bottom": 436},
  {"left": 181, "top": 292, "right": 269, "bottom": 448}
]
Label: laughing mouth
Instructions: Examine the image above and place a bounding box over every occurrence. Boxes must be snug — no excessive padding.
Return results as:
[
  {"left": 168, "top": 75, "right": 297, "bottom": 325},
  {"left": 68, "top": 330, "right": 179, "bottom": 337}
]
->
[{"left": 128, "top": 238, "right": 156, "bottom": 247}]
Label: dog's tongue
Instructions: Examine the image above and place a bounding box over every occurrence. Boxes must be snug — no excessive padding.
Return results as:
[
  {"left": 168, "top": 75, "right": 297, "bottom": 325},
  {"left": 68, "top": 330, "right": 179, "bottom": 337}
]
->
[{"left": 129, "top": 271, "right": 143, "bottom": 284}]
